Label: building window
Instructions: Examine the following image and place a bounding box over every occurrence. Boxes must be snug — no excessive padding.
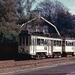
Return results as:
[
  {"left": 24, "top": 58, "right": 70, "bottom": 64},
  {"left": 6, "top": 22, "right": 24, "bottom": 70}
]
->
[{"left": 36, "top": 26, "right": 40, "bottom": 32}]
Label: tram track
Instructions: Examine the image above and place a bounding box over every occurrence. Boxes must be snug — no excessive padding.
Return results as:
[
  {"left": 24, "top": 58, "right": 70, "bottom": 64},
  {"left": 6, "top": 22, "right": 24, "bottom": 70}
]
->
[
  {"left": 14, "top": 56, "right": 75, "bottom": 67},
  {"left": 0, "top": 56, "right": 75, "bottom": 73}
]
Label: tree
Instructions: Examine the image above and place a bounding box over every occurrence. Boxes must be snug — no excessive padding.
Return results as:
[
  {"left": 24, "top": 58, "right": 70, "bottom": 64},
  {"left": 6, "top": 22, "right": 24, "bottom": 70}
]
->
[
  {"left": 35, "top": 0, "right": 54, "bottom": 20},
  {"left": 3, "top": 0, "right": 19, "bottom": 22},
  {"left": 52, "top": 0, "right": 68, "bottom": 24},
  {"left": 0, "top": 0, "right": 20, "bottom": 42},
  {"left": 0, "top": 0, "right": 6, "bottom": 21},
  {"left": 34, "top": 0, "right": 74, "bottom": 37},
  {"left": 56, "top": 11, "right": 73, "bottom": 30},
  {"left": 16, "top": 0, "right": 36, "bottom": 16},
  {"left": 35, "top": 0, "right": 68, "bottom": 23},
  {"left": 16, "top": 0, "right": 36, "bottom": 24}
]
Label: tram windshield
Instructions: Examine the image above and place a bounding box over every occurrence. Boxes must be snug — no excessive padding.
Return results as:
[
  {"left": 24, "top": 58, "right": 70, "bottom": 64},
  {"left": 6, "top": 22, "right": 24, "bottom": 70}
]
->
[{"left": 19, "top": 36, "right": 30, "bottom": 46}]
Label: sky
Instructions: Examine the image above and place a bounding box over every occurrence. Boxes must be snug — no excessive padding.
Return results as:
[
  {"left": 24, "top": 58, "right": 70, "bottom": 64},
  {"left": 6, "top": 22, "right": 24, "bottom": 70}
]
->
[
  {"left": 35, "top": 0, "right": 75, "bottom": 15},
  {"left": 57, "top": 0, "right": 75, "bottom": 15}
]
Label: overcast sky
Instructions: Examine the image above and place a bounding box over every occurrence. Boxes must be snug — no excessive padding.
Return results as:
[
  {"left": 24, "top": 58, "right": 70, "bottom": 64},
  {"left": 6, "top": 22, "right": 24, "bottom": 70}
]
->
[
  {"left": 35, "top": 0, "right": 75, "bottom": 15},
  {"left": 57, "top": 0, "right": 75, "bottom": 15}
]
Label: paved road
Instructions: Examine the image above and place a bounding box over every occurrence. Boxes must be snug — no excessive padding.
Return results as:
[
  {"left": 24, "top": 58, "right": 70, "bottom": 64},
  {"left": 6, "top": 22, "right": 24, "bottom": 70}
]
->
[{"left": 1, "top": 62, "right": 75, "bottom": 75}]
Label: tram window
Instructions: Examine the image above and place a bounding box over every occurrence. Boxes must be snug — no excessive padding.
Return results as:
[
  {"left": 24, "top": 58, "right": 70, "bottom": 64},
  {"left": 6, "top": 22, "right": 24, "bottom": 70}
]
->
[
  {"left": 66, "top": 41, "right": 69, "bottom": 46},
  {"left": 70, "top": 42, "right": 72, "bottom": 46},
  {"left": 59, "top": 41, "right": 61, "bottom": 46},
  {"left": 31, "top": 38, "right": 33, "bottom": 45},
  {"left": 29, "top": 37, "right": 31, "bottom": 45},
  {"left": 33, "top": 38, "right": 36, "bottom": 45},
  {"left": 23, "top": 37, "right": 25, "bottom": 45},
  {"left": 44, "top": 40, "right": 48, "bottom": 46},
  {"left": 26, "top": 37, "right": 28, "bottom": 46},
  {"left": 37, "top": 39, "right": 40, "bottom": 45},
  {"left": 71, "top": 42, "right": 74, "bottom": 46},
  {"left": 54, "top": 40, "right": 56, "bottom": 46},
  {"left": 48, "top": 40, "right": 51, "bottom": 45},
  {"left": 37, "top": 39, "right": 44, "bottom": 46},
  {"left": 19, "top": 37, "right": 21, "bottom": 45},
  {"left": 66, "top": 41, "right": 73, "bottom": 46},
  {"left": 54, "top": 40, "right": 61, "bottom": 46},
  {"left": 71, "top": 42, "right": 73, "bottom": 46},
  {"left": 73, "top": 42, "right": 75, "bottom": 46},
  {"left": 40, "top": 39, "right": 44, "bottom": 46}
]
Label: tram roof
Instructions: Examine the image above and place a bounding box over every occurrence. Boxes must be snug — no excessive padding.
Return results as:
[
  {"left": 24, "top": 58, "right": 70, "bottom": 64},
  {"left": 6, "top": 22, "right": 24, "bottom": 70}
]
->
[{"left": 19, "top": 30, "right": 61, "bottom": 39}]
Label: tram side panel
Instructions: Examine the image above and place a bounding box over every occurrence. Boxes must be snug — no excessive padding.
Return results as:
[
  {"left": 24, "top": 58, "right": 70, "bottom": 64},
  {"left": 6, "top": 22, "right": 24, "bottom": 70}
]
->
[
  {"left": 18, "top": 30, "right": 75, "bottom": 59},
  {"left": 18, "top": 35, "right": 33, "bottom": 59},
  {"left": 61, "top": 39, "right": 75, "bottom": 57},
  {"left": 18, "top": 35, "right": 63, "bottom": 58},
  {"left": 52, "top": 39, "right": 62, "bottom": 57},
  {"left": 47, "top": 40, "right": 53, "bottom": 57},
  {"left": 30, "top": 36, "right": 37, "bottom": 58},
  {"left": 65, "top": 40, "right": 75, "bottom": 56},
  {"left": 30, "top": 36, "right": 53, "bottom": 58},
  {"left": 72, "top": 41, "right": 75, "bottom": 55}
]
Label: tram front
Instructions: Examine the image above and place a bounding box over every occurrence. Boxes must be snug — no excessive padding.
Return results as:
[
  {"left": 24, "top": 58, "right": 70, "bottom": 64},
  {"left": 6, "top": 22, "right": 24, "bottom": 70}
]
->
[{"left": 18, "top": 30, "right": 31, "bottom": 57}]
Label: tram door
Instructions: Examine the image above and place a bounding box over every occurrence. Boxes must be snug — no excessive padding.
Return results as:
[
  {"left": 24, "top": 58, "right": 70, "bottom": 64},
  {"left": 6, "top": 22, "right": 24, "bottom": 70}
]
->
[
  {"left": 62, "top": 39, "right": 65, "bottom": 53},
  {"left": 51, "top": 40, "right": 53, "bottom": 55},
  {"left": 48, "top": 40, "right": 52, "bottom": 56},
  {"left": 33, "top": 37, "right": 36, "bottom": 55}
]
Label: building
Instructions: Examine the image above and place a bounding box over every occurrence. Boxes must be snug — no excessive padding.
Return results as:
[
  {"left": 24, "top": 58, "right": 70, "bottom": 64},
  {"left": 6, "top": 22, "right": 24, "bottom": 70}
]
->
[{"left": 21, "top": 15, "right": 61, "bottom": 36}]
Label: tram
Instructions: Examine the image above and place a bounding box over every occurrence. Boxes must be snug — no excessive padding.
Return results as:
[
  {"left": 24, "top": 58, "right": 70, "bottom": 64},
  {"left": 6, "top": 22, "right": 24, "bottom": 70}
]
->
[{"left": 18, "top": 30, "right": 75, "bottom": 59}]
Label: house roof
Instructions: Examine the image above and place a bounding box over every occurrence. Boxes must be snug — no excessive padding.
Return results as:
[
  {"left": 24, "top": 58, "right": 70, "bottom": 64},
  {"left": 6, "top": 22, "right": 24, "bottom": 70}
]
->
[{"left": 21, "top": 15, "right": 61, "bottom": 36}]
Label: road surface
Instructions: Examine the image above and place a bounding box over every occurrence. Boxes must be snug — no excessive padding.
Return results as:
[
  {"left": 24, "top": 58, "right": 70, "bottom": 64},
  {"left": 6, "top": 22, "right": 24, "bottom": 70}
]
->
[{"left": 1, "top": 62, "right": 75, "bottom": 75}]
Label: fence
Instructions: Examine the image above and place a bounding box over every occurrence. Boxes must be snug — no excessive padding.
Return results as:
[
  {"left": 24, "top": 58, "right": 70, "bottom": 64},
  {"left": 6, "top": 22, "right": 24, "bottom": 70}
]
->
[{"left": 0, "top": 42, "right": 18, "bottom": 60}]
